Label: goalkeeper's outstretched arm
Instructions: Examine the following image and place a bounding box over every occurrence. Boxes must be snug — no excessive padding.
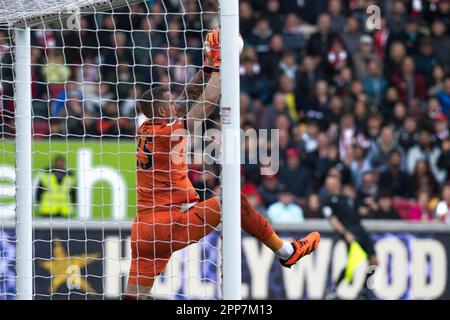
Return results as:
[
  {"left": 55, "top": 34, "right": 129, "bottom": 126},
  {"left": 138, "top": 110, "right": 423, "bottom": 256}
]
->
[
  {"left": 175, "top": 28, "right": 221, "bottom": 132},
  {"left": 175, "top": 69, "right": 212, "bottom": 117},
  {"left": 185, "top": 71, "right": 220, "bottom": 132}
]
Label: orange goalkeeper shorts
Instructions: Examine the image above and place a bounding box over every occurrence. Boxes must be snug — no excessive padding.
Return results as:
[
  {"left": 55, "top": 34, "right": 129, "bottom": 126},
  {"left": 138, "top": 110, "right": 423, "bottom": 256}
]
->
[{"left": 128, "top": 197, "right": 221, "bottom": 287}]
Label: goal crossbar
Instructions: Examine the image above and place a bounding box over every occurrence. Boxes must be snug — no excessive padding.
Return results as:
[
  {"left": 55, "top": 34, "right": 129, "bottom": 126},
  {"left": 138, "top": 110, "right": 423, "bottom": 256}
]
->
[{"left": 0, "top": 0, "right": 143, "bottom": 27}]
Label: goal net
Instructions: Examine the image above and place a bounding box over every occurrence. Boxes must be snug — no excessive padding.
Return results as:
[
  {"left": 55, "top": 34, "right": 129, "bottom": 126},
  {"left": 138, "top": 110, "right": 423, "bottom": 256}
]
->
[{"left": 0, "top": 0, "right": 229, "bottom": 300}]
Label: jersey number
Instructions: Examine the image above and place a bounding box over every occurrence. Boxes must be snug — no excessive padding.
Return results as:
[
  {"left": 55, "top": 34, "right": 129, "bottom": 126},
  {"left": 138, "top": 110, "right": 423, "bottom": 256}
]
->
[{"left": 137, "top": 136, "right": 153, "bottom": 170}]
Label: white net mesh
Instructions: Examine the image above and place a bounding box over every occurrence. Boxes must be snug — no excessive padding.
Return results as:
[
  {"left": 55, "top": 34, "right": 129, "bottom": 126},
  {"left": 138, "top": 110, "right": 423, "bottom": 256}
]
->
[
  {"left": 0, "top": 0, "right": 143, "bottom": 26},
  {"left": 0, "top": 0, "right": 222, "bottom": 300}
]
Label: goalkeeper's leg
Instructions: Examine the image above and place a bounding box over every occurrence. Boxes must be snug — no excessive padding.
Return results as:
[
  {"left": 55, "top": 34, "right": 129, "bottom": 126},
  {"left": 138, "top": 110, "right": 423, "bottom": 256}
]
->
[
  {"left": 182, "top": 194, "right": 320, "bottom": 268},
  {"left": 125, "top": 193, "right": 320, "bottom": 299}
]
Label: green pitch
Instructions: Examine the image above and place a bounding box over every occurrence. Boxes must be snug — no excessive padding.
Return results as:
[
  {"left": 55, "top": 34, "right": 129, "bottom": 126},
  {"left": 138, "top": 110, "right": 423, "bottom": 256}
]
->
[{"left": 0, "top": 138, "right": 137, "bottom": 220}]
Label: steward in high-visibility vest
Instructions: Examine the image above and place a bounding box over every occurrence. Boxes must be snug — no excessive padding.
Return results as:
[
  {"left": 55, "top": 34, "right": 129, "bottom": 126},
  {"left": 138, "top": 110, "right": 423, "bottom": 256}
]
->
[{"left": 36, "top": 156, "right": 76, "bottom": 217}]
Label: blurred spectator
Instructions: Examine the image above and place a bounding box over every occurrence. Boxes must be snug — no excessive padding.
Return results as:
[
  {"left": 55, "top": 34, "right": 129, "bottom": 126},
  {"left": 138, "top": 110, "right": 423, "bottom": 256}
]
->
[
  {"left": 240, "top": 47, "right": 271, "bottom": 102},
  {"left": 421, "top": 97, "right": 444, "bottom": 132},
  {"left": 51, "top": 81, "right": 83, "bottom": 117},
  {"left": 355, "top": 103, "right": 370, "bottom": 132},
  {"left": 412, "top": 159, "right": 440, "bottom": 196},
  {"left": 435, "top": 184, "right": 450, "bottom": 223},
  {"left": 241, "top": 167, "right": 264, "bottom": 206},
  {"left": 97, "top": 14, "right": 116, "bottom": 49},
  {"left": 349, "top": 145, "right": 371, "bottom": 189},
  {"left": 369, "top": 190, "right": 402, "bottom": 220},
  {"left": 392, "top": 102, "right": 408, "bottom": 129},
  {"left": 363, "top": 59, "right": 387, "bottom": 106},
  {"left": 307, "top": 13, "right": 335, "bottom": 66},
  {"left": 438, "top": 77, "right": 450, "bottom": 115},
  {"left": 260, "top": 34, "right": 284, "bottom": 75},
  {"left": 326, "top": 95, "right": 344, "bottom": 127},
  {"left": 263, "top": 0, "right": 285, "bottom": 33},
  {"left": 279, "top": 147, "right": 312, "bottom": 199},
  {"left": 282, "top": 13, "right": 308, "bottom": 53},
  {"left": 259, "top": 173, "right": 281, "bottom": 207},
  {"left": 391, "top": 56, "right": 427, "bottom": 103},
  {"left": 393, "top": 17, "right": 425, "bottom": 55},
  {"left": 407, "top": 130, "right": 446, "bottom": 184},
  {"left": 414, "top": 38, "right": 439, "bottom": 81},
  {"left": 354, "top": 100, "right": 369, "bottom": 131},
  {"left": 312, "top": 133, "right": 329, "bottom": 185},
  {"left": 97, "top": 100, "right": 133, "bottom": 137},
  {"left": 299, "top": 119, "right": 320, "bottom": 164},
  {"left": 437, "top": 138, "right": 450, "bottom": 182},
  {"left": 130, "top": 15, "right": 154, "bottom": 71},
  {"left": 41, "top": 50, "right": 72, "bottom": 98},
  {"left": 387, "top": 0, "right": 408, "bottom": 36},
  {"left": 279, "top": 51, "right": 298, "bottom": 80},
  {"left": 60, "top": 98, "right": 95, "bottom": 137},
  {"left": 430, "top": 20, "right": 450, "bottom": 71},
  {"left": 340, "top": 17, "right": 363, "bottom": 55},
  {"left": 365, "top": 113, "right": 383, "bottom": 143},
  {"left": 267, "top": 185, "right": 304, "bottom": 223},
  {"left": 107, "top": 62, "right": 136, "bottom": 100},
  {"left": 277, "top": 128, "right": 295, "bottom": 165},
  {"left": 378, "top": 150, "right": 413, "bottom": 198},
  {"left": 327, "top": 37, "right": 349, "bottom": 76},
  {"left": 295, "top": 55, "right": 323, "bottom": 105},
  {"left": 428, "top": 65, "right": 446, "bottom": 97},
  {"left": 279, "top": 75, "right": 299, "bottom": 122},
  {"left": 304, "top": 193, "right": 322, "bottom": 219},
  {"left": 101, "top": 31, "right": 132, "bottom": 78},
  {"left": 353, "top": 35, "right": 378, "bottom": 80},
  {"left": 433, "top": 112, "right": 449, "bottom": 143},
  {"left": 306, "top": 80, "right": 330, "bottom": 124},
  {"left": 414, "top": 189, "right": 436, "bottom": 221},
  {"left": 378, "top": 85, "right": 398, "bottom": 120},
  {"left": 367, "top": 125, "right": 406, "bottom": 172},
  {"left": 334, "top": 66, "right": 353, "bottom": 102},
  {"left": 260, "top": 93, "right": 288, "bottom": 129},
  {"left": 239, "top": 1, "right": 256, "bottom": 37},
  {"left": 385, "top": 41, "right": 407, "bottom": 79},
  {"left": 249, "top": 18, "right": 273, "bottom": 57},
  {"left": 356, "top": 171, "right": 379, "bottom": 210},
  {"left": 397, "top": 116, "right": 419, "bottom": 151},
  {"left": 328, "top": 0, "right": 346, "bottom": 35},
  {"left": 316, "top": 143, "right": 341, "bottom": 185},
  {"left": 373, "top": 17, "right": 391, "bottom": 62}
]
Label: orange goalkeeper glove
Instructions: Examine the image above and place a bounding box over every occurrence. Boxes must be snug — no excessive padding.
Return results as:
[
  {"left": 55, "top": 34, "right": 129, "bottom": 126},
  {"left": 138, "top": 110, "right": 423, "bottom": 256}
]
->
[{"left": 204, "top": 28, "right": 221, "bottom": 68}]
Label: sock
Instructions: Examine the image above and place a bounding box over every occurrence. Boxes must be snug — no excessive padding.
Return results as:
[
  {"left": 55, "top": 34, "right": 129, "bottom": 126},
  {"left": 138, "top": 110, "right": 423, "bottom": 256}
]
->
[
  {"left": 275, "top": 241, "right": 294, "bottom": 260},
  {"left": 264, "top": 232, "right": 284, "bottom": 252}
]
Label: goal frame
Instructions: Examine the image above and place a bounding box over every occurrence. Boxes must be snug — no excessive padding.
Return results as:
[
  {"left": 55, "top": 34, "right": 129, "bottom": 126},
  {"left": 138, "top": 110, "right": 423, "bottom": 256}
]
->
[{"left": 6, "top": 0, "right": 241, "bottom": 300}]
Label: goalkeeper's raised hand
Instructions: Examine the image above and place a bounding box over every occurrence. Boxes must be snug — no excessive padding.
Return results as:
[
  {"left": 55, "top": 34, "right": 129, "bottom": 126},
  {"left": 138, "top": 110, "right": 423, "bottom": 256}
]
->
[{"left": 204, "top": 28, "right": 221, "bottom": 68}]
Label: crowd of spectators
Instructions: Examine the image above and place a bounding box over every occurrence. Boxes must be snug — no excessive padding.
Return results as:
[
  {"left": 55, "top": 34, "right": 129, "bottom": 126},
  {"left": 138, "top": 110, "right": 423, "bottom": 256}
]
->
[
  {"left": 236, "top": 0, "right": 450, "bottom": 224},
  {"left": 1, "top": 0, "right": 450, "bottom": 223}
]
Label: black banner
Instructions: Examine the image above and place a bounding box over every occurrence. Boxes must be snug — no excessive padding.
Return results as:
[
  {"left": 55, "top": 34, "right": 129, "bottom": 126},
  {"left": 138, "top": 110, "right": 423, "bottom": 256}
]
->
[{"left": 1, "top": 225, "right": 449, "bottom": 300}]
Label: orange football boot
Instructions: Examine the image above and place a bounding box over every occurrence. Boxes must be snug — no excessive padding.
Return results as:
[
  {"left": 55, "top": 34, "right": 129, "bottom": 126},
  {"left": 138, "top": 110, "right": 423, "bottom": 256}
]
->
[{"left": 280, "top": 231, "right": 321, "bottom": 268}]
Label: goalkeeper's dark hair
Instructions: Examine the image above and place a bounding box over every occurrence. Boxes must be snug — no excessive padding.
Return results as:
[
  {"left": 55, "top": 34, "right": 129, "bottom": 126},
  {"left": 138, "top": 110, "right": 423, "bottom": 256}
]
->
[{"left": 139, "top": 86, "right": 169, "bottom": 118}]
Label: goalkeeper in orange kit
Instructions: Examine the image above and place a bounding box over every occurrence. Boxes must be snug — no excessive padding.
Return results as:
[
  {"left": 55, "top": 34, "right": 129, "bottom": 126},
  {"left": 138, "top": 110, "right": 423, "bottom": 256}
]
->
[{"left": 125, "top": 28, "right": 321, "bottom": 299}]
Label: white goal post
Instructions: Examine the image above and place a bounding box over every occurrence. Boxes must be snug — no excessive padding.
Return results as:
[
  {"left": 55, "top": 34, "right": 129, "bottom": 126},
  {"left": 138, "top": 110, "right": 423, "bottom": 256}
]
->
[
  {"left": 14, "top": 27, "right": 33, "bottom": 301},
  {"left": 1, "top": 0, "right": 241, "bottom": 300},
  {"left": 218, "top": 0, "right": 241, "bottom": 300}
]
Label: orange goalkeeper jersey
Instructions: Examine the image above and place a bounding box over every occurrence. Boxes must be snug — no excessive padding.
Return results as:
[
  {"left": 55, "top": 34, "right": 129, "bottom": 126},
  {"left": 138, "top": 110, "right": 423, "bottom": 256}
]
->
[{"left": 136, "top": 118, "right": 199, "bottom": 214}]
